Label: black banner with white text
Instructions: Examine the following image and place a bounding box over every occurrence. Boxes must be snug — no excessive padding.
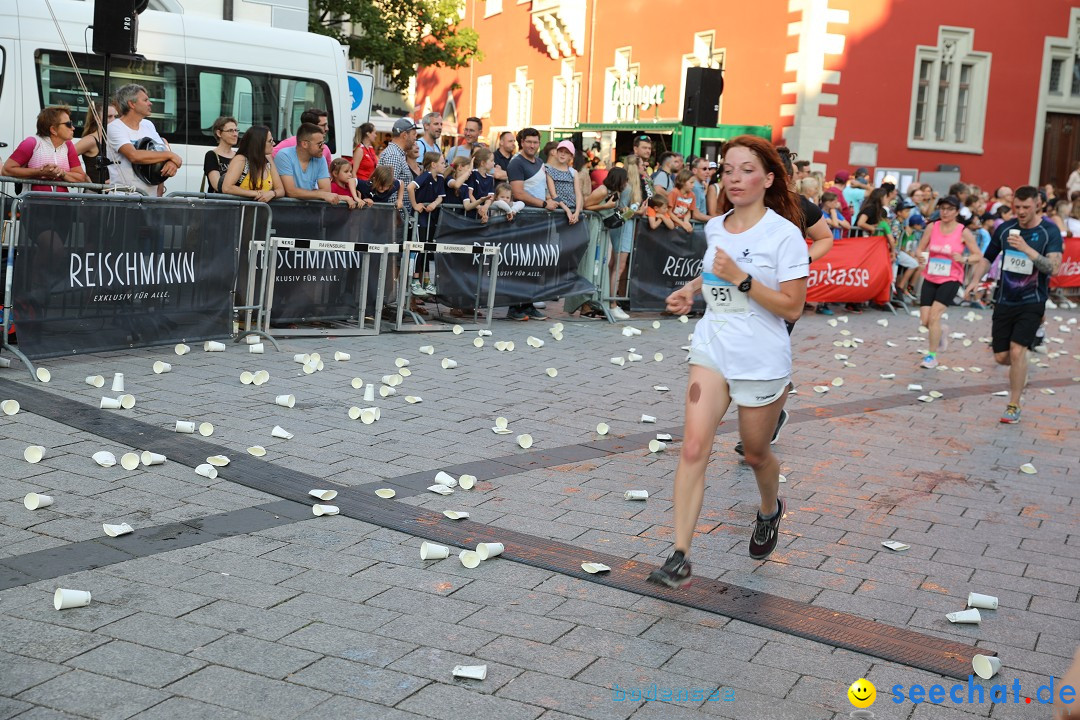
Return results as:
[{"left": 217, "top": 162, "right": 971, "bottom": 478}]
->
[
  {"left": 628, "top": 223, "right": 707, "bottom": 312},
  {"left": 432, "top": 210, "right": 594, "bottom": 307},
  {"left": 11, "top": 194, "right": 239, "bottom": 359}
]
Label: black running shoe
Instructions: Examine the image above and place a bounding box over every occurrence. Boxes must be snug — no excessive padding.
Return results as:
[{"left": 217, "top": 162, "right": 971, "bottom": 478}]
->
[
  {"left": 734, "top": 409, "right": 789, "bottom": 456},
  {"left": 748, "top": 497, "right": 785, "bottom": 560},
  {"left": 646, "top": 550, "right": 692, "bottom": 588}
]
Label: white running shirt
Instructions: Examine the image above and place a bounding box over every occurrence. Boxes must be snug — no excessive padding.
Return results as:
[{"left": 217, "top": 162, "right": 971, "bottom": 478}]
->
[{"left": 690, "top": 208, "right": 809, "bottom": 380}]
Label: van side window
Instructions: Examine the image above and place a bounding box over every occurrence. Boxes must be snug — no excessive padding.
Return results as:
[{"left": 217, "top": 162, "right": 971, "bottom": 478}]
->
[
  {"left": 191, "top": 67, "right": 331, "bottom": 146},
  {"left": 34, "top": 50, "right": 182, "bottom": 137}
]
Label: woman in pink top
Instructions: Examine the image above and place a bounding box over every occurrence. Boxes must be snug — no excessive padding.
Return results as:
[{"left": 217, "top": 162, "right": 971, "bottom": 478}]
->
[
  {"left": 2, "top": 106, "right": 88, "bottom": 192},
  {"left": 914, "top": 194, "right": 981, "bottom": 369}
]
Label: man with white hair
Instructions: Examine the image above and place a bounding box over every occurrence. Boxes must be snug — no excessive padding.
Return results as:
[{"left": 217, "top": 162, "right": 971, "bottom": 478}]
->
[
  {"left": 415, "top": 112, "right": 443, "bottom": 161},
  {"left": 107, "top": 83, "right": 183, "bottom": 196}
]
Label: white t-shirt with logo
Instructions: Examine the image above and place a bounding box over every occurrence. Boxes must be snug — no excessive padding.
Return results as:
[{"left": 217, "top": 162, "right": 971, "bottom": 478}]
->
[
  {"left": 690, "top": 208, "right": 809, "bottom": 380},
  {"left": 106, "top": 118, "right": 166, "bottom": 194}
]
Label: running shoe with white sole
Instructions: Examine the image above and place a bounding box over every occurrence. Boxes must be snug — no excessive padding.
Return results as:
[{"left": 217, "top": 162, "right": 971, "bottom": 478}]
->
[
  {"left": 748, "top": 497, "right": 785, "bottom": 560},
  {"left": 646, "top": 550, "right": 692, "bottom": 588},
  {"left": 1000, "top": 403, "right": 1021, "bottom": 424},
  {"left": 920, "top": 355, "right": 938, "bottom": 369}
]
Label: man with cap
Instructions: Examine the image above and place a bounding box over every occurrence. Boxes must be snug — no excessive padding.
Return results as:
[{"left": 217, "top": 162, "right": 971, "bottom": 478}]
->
[
  {"left": 826, "top": 170, "right": 853, "bottom": 225},
  {"left": 378, "top": 117, "right": 419, "bottom": 215}
]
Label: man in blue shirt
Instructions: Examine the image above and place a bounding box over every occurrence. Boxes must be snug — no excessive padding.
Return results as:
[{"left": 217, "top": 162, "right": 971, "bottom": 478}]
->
[
  {"left": 965, "top": 185, "right": 1063, "bottom": 424},
  {"left": 277, "top": 123, "right": 350, "bottom": 206}
]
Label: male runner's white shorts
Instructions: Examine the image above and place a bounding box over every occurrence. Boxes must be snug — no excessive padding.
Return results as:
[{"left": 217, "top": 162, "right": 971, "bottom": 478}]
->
[{"left": 688, "top": 348, "right": 789, "bottom": 408}]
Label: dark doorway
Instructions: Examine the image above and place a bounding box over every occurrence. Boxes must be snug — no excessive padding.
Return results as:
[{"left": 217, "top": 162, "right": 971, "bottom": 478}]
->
[{"left": 1041, "top": 112, "right": 1080, "bottom": 194}]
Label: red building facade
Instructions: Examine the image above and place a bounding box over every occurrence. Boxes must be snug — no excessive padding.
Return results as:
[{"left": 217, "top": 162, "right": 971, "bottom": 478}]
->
[{"left": 415, "top": 0, "right": 1080, "bottom": 193}]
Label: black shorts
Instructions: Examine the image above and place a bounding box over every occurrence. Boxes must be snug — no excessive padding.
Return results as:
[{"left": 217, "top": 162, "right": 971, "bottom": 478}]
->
[
  {"left": 991, "top": 302, "right": 1044, "bottom": 353},
  {"left": 920, "top": 279, "right": 961, "bottom": 308}
]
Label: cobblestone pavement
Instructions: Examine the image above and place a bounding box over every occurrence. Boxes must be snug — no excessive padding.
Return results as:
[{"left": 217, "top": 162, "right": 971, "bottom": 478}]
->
[{"left": 1, "top": 303, "right": 1078, "bottom": 720}]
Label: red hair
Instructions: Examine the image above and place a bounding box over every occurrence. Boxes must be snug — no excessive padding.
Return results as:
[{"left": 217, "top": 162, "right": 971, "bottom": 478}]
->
[{"left": 718, "top": 135, "right": 804, "bottom": 230}]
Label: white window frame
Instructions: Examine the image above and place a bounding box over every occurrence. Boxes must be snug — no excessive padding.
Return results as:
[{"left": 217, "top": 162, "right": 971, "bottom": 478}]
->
[
  {"left": 508, "top": 66, "right": 533, "bottom": 129},
  {"left": 551, "top": 58, "right": 581, "bottom": 128},
  {"left": 484, "top": 0, "right": 503, "bottom": 18},
  {"left": 907, "top": 26, "right": 990, "bottom": 154},
  {"left": 476, "top": 74, "right": 493, "bottom": 119}
]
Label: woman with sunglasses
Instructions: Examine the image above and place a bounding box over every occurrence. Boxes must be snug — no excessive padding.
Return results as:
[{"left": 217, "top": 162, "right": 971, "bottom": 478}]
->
[
  {"left": 203, "top": 116, "right": 239, "bottom": 192},
  {"left": 2, "top": 106, "right": 88, "bottom": 192}
]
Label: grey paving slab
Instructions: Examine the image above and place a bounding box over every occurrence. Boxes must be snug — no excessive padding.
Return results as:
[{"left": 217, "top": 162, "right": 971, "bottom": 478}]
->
[
  {"left": 95, "top": 611, "right": 227, "bottom": 654},
  {"left": 165, "top": 665, "right": 331, "bottom": 718},
  {"left": 65, "top": 639, "right": 206, "bottom": 688},
  {"left": 286, "top": 656, "right": 429, "bottom": 706},
  {"left": 396, "top": 682, "right": 545, "bottom": 720},
  {"left": 15, "top": 669, "right": 168, "bottom": 720},
  {"left": 188, "top": 633, "right": 321, "bottom": 680}
]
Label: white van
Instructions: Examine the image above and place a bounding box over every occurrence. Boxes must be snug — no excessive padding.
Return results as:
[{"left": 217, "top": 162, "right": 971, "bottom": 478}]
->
[{"left": 0, "top": 0, "right": 352, "bottom": 193}]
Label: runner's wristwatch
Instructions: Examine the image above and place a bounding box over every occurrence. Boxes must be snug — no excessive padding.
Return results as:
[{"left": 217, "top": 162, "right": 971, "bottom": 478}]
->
[{"left": 737, "top": 275, "right": 753, "bottom": 293}]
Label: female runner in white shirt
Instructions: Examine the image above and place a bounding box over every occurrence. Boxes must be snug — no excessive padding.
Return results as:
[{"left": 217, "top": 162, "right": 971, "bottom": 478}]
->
[{"left": 648, "top": 136, "right": 809, "bottom": 588}]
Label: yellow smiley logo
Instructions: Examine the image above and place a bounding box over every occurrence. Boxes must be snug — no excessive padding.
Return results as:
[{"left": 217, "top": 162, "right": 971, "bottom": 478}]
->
[{"left": 848, "top": 678, "right": 876, "bottom": 708}]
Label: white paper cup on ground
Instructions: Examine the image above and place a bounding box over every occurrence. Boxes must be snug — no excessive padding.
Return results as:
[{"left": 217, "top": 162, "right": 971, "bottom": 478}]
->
[
  {"left": 175, "top": 420, "right": 196, "bottom": 433},
  {"left": 375, "top": 488, "right": 396, "bottom": 498},
  {"left": 54, "top": 588, "right": 91, "bottom": 610},
  {"left": 349, "top": 377, "right": 364, "bottom": 390},
  {"left": 648, "top": 439, "right": 666, "bottom": 453},
  {"left": 110, "top": 373, "right": 125, "bottom": 392},
  {"left": 459, "top": 550, "right": 481, "bottom": 568},
  {"left": 119, "top": 394, "right": 136, "bottom": 410},
  {"left": 302, "top": 361, "right": 317, "bottom": 375},
  {"left": 247, "top": 446, "right": 266, "bottom": 457},
  {"left": 434, "top": 471, "right": 457, "bottom": 487},
  {"left": 271, "top": 425, "right": 293, "bottom": 439},
  {"left": 206, "top": 455, "right": 230, "bottom": 467},
  {"left": 640, "top": 414, "right": 656, "bottom": 423},
  {"left": 967, "top": 592, "right": 998, "bottom": 610},
  {"left": 494, "top": 417, "right": 509, "bottom": 431},
  {"left": 444, "top": 510, "right": 469, "bottom": 520},
  {"left": 379, "top": 386, "right": 397, "bottom": 398},
  {"left": 627, "top": 353, "right": 643, "bottom": 362},
  {"left": 582, "top": 562, "right": 611, "bottom": 574},
  {"left": 494, "top": 341, "right": 507, "bottom": 352},
  {"left": 93, "top": 451, "right": 116, "bottom": 467},
  {"left": 141, "top": 451, "right": 166, "bottom": 466},
  {"left": 419, "top": 346, "right": 435, "bottom": 355},
  {"left": 309, "top": 489, "right": 338, "bottom": 501},
  {"left": 275, "top": 394, "right": 295, "bottom": 408},
  {"left": 478, "top": 329, "right": 492, "bottom": 337},
  {"left": 610, "top": 357, "right": 625, "bottom": 366},
  {"left": 360, "top": 408, "right": 378, "bottom": 424},
  {"left": 153, "top": 361, "right": 172, "bottom": 374},
  {"left": 624, "top": 490, "right": 649, "bottom": 501},
  {"left": 473, "top": 338, "right": 485, "bottom": 348},
  {"left": 545, "top": 368, "right": 557, "bottom": 377},
  {"left": 334, "top": 351, "right": 350, "bottom": 361},
  {"left": 204, "top": 341, "right": 225, "bottom": 352},
  {"left": 195, "top": 463, "right": 218, "bottom": 479},
  {"left": 1, "top": 399, "right": 19, "bottom": 415},
  {"left": 253, "top": 370, "right": 269, "bottom": 386},
  {"left": 428, "top": 484, "right": 454, "bottom": 496},
  {"left": 120, "top": 452, "right": 140, "bottom": 470},
  {"left": 596, "top": 422, "right": 609, "bottom": 435},
  {"left": 99, "top": 396, "right": 122, "bottom": 409},
  {"left": 441, "top": 358, "right": 458, "bottom": 369},
  {"left": 24, "top": 445, "right": 45, "bottom": 464},
  {"left": 405, "top": 396, "right": 423, "bottom": 404},
  {"left": 312, "top": 504, "right": 339, "bottom": 516},
  {"left": 420, "top": 541, "right": 450, "bottom": 560},
  {"left": 476, "top": 542, "right": 504, "bottom": 560},
  {"left": 103, "top": 522, "right": 134, "bottom": 537},
  {"left": 24, "top": 493, "right": 53, "bottom": 510},
  {"left": 175, "top": 343, "right": 190, "bottom": 355},
  {"left": 240, "top": 371, "right": 255, "bottom": 385},
  {"left": 85, "top": 375, "right": 105, "bottom": 387},
  {"left": 348, "top": 406, "right": 362, "bottom": 420},
  {"left": 33, "top": 367, "right": 51, "bottom": 383},
  {"left": 197, "top": 422, "right": 213, "bottom": 437},
  {"left": 946, "top": 609, "right": 981, "bottom": 624},
  {"left": 972, "top": 654, "right": 1002, "bottom": 680},
  {"left": 293, "top": 353, "right": 310, "bottom": 364},
  {"left": 458, "top": 474, "right": 476, "bottom": 490},
  {"left": 517, "top": 434, "right": 533, "bottom": 449},
  {"left": 248, "top": 343, "right": 264, "bottom": 354},
  {"left": 400, "top": 368, "right": 413, "bottom": 378},
  {"left": 453, "top": 665, "right": 488, "bottom": 680},
  {"left": 452, "top": 324, "right": 464, "bottom": 335},
  {"left": 381, "top": 374, "right": 402, "bottom": 387}
]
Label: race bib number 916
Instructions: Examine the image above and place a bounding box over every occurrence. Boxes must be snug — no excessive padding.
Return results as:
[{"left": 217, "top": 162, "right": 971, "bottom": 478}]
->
[{"left": 703, "top": 272, "right": 749, "bottom": 314}]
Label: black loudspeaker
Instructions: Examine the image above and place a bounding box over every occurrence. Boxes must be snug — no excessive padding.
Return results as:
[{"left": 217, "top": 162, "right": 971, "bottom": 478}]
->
[
  {"left": 92, "top": 0, "right": 145, "bottom": 56},
  {"left": 682, "top": 67, "right": 724, "bottom": 128}
]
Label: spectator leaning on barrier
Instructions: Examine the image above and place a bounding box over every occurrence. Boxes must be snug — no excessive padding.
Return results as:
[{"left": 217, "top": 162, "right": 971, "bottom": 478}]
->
[
  {"left": 843, "top": 167, "right": 869, "bottom": 218},
  {"left": 273, "top": 108, "right": 333, "bottom": 171},
  {"left": 545, "top": 140, "right": 582, "bottom": 225},
  {"left": 202, "top": 116, "right": 238, "bottom": 193},
  {"left": 378, "top": 117, "right": 419, "bottom": 216},
  {"left": 351, "top": 122, "right": 378, "bottom": 182},
  {"left": 415, "top": 112, "right": 443, "bottom": 162},
  {"left": 3, "top": 106, "right": 88, "bottom": 192},
  {"left": 465, "top": 147, "right": 497, "bottom": 222},
  {"left": 221, "top": 125, "right": 283, "bottom": 203},
  {"left": 74, "top": 103, "right": 117, "bottom": 188},
  {"left": 506, "top": 127, "right": 554, "bottom": 321},
  {"left": 492, "top": 130, "right": 515, "bottom": 182},
  {"left": 446, "top": 117, "right": 483, "bottom": 163},
  {"left": 277, "top": 123, "right": 352, "bottom": 207},
  {"left": 825, "top": 170, "right": 852, "bottom": 226},
  {"left": 107, "top": 84, "right": 182, "bottom": 196}
]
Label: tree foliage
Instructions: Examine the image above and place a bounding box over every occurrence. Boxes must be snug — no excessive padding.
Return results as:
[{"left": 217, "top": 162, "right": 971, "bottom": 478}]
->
[{"left": 311, "top": 0, "right": 481, "bottom": 91}]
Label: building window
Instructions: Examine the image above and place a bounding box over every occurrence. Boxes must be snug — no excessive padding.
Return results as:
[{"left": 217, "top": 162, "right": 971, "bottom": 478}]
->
[
  {"left": 484, "top": 0, "right": 502, "bottom": 17},
  {"left": 476, "top": 75, "right": 492, "bottom": 119},
  {"left": 507, "top": 67, "right": 533, "bottom": 129},
  {"left": 1050, "top": 58, "right": 1064, "bottom": 95},
  {"left": 907, "top": 27, "right": 990, "bottom": 153},
  {"left": 551, "top": 58, "right": 581, "bottom": 128},
  {"left": 1072, "top": 52, "right": 1080, "bottom": 96}
]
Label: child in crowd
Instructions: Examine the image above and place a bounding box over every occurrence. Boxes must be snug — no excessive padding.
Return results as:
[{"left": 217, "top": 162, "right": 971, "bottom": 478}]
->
[
  {"left": 444, "top": 155, "right": 481, "bottom": 212},
  {"left": 820, "top": 191, "right": 850, "bottom": 239},
  {"left": 407, "top": 151, "right": 447, "bottom": 296},
  {"left": 993, "top": 204, "right": 1013, "bottom": 231},
  {"left": 891, "top": 201, "right": 920, "bottom": 299},
  {"left": 645, "top": 191, "right": 675, "bottom": 230},
  {"left": 666, "top": 170, "right": 696, "bottom": 232},
  {"left": 489, "top": 182, "right": 524, "bottom": 221},
  {"left": 465, "top": 147, "right": 496, "bottom": 221},
  {"left": 360, "top": 165, "right": 404, "bottom": 210},
  {"left": 544, "top": 140, "right": 582, "bottom": 225},
  {"left": 329, "top": 158, "right": 369, "bottom": 207}
]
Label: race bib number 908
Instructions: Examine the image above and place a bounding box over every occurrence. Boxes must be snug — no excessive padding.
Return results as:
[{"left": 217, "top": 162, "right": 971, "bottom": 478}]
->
[
  {"left": 703, "top": 272, "right": 749, "bottom": 314},
  {"left": 1003, "top": 249, "right": 1033, "bottom": 275}
]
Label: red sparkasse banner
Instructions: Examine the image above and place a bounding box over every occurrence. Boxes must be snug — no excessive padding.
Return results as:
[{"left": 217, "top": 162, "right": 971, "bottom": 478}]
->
[
  {"left": 805, "top": 236, "right": 893, "bottom": 304},
  {"left": 1051, "top": 236, "right": 1080, "bottom": 288}
]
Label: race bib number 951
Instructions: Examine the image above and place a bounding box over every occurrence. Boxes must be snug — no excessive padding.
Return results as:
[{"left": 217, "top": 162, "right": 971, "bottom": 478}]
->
[{"left": 703, "top": 272, "right": 749, "bottom": 314}]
